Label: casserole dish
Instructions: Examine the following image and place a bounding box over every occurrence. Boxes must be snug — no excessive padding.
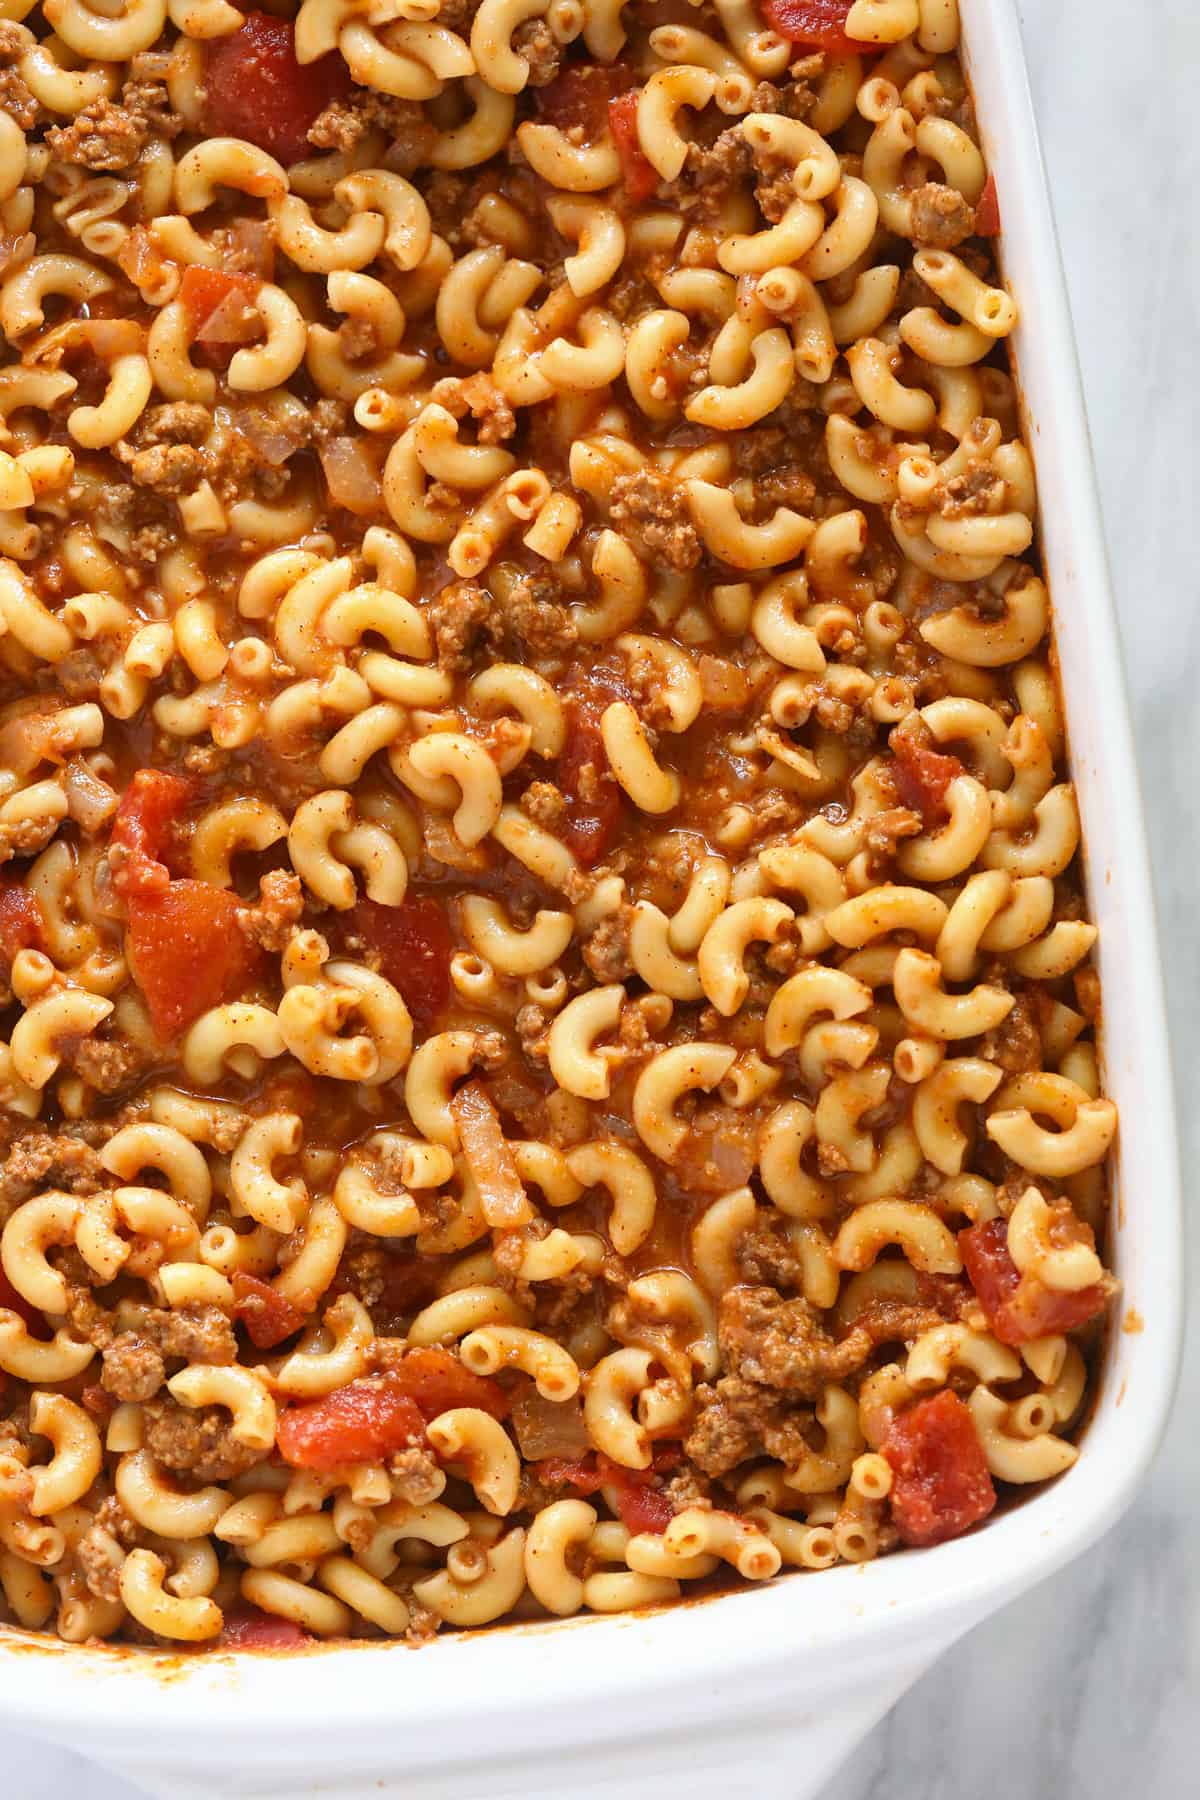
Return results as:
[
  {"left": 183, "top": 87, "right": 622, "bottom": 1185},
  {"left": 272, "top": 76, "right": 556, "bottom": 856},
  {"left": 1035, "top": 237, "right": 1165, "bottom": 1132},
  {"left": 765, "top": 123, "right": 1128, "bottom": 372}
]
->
[{"left": 0, "top": 0, "right": 1180, "bottom": 1794}]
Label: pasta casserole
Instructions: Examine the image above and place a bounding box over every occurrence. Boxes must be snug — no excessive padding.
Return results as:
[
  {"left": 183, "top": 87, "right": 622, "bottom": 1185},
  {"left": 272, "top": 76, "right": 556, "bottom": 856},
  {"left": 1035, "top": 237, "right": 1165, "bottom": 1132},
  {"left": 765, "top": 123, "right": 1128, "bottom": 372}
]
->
[{"left": 0, "top": 0, "right": 1118, "bottom": 1649}]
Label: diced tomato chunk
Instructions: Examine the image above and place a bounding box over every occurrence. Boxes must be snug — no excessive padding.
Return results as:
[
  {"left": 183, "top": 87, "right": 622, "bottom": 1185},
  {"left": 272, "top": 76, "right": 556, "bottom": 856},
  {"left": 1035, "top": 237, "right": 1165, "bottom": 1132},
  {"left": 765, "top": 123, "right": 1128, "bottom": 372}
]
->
[
  {"left": 536, "top": 62, "right": 636, "bottom": 134},
  {"left": 127, "top": 879, "right": 261, "bottom": 1041},
  {"left": 0, "top": 1265, "right": 50, "bottom": 1339},
  {"left": 556, "top": 675, "right": 630, "bottom": 867},
  {"left": 232, "top": 1272, "right": 308, "bottom": 1350},
  {"left": 384, "top": 1346, "right": 510, "bottom": 1422},
  {"left": 178, "top": 267, "right": 262, "bottom": 346},
  {"left": 534, "top": 1451, "right": 677, "bottom": 1532},
  {"left": 535, "top": 1454, "right": 605, "bottom": 1495},
  {"left": 883, "top": 1389, "right": 996, "bottom": 1547},
  {"left": 889, "top": 732, "right": 964, "bottom": 829},
  {"left": 612, "top": 1480, "right": 674, "bottom": 1535},
  {"left": 975, "top": 172, "right": 1001, "bottom": 236},
  {"left": 276, "top": 1375, "right": 428, "bottom": 1471},
  {"left": 204, "top": 13, "right": 353, "bottom": 164},
  {"left": 762, "top": 0, "right": 857, "bottom": 51},
  {"left": 220, "top": 1607, "right": 313, "bottom": 1650},
  {"left": 0, "top": 879, "right": 43, "bottom": 969},
  {"left": 959, "top": 1217, "right": 1110, "bottom": 1346},
  {"left": 109, "top": 769, "right": 194, "bottom": 899},
  {"left": 607, "top": 91, "right": 659, "bottom": 202},
  {"left": 352, "top": 896, "right": 452, "bottom": 1029},
  {"left": 80, "top": 1384, "right": 116, "bottom": 1423}
]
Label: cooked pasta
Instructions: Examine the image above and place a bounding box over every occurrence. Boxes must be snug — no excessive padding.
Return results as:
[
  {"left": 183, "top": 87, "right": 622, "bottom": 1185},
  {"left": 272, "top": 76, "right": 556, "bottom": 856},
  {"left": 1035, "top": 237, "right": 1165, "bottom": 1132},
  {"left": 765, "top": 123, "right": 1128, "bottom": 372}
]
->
[{"left": 0, "top": 0, "right": 1116, "bottom": 1651}]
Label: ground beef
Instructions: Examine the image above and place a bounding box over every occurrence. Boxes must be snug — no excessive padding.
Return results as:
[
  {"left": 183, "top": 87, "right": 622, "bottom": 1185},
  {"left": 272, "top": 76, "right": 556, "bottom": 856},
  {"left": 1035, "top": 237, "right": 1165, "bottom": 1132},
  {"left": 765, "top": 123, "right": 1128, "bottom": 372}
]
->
[
  {"left": 0, "top": 1130, "right": 106, "bottom": 1221},
  {"left": 980, "top": 989, "right": 1041, "bottom": 1073},
  {"left": 428, "top": 0, "right": 477, "bottom": 30},
  {"left": 512, "top": 15, "right": 560, "bottom": 84},
  {"left": 146, "top": 1304, "right": 238, "bottom": 1364},
  {"left": 515, "top": 1002, "right": 550, "bottom": 1066},
  {"left": 430, "top": 373, "right": 516, "bottom": 445},
  {"left": 132, "top": 402, "right": 212, "bottom": 448},
  {"left": 662, "top": 1465, "right": 713, "bottom": 1512},
  {"left": 909, "top": 181, "right": 977, "bottom": 249},
  {"left": 686, "top": 128, "right": 753, "bottom": 198},
  {"left": 718, "top": 1287, "right": 874, "bottom": 1398},
  {"left": 390, "top": 1445, "right": 444, "bottom": 1506},
  {"left": 939, "top": 463, "right": 1006, "bottom": 519},
  {"left": 45, "top": 77, "right": 180, "bottom": 171},
  {"left": 76, "top": 1498, "right": 145, "bottom": 1602},
  {"left": 862, "top": 806, "right": 923, "bottom": 876},
  {"left": 731, "top": 425, "right": 794, "bottom": 478},
  {"left": 101, "top": 1333, "right": 166, "bottom": 1402},
  {"left": 142, "top": 1398, "right": 268, "bottom": 1483},
  {"left": 684, "top": 1373, "right": 811, "bottom": 1478},
  {"left": 236, "top": 869, "right": 304, "bottom": 953},
  {"left": 489, "top": 570, "right": 577, "bottom": 662},
  {"left": 755, "top": 162, "right": 797, "bottom": 224},
  {"left": 520, "top": 780, "right": 566, "bottom": 829},
  {"left": 308, "top": 90, "right": 435, "bottom": 169},
  {"left": 720, "top": 1286, "right": 955, "bottom": 1403},
  {"left": 426, "top": 573, "right": 576, "bottom": 673},
  {"left": 0, "top": 65, "right": 37, "bottom": 132},
  {"left": 582, "top": 908, "right": 634, "bottom": 983},
  {"left": 69, "top": 1030, "right": 153, "bottom": 1096},
  {"left": 426, "top": 579, "right": 491, "bottom": 674},
  {"left": 608, "top": 468, "right": 702, "bottom": 573},
  {"left": 747, "top": 71, "right": 818, "bottom": 117},
  {"left": 121, "top": 441, "right": 206, "bottom": 496},
  {"left": 736, "top": 1219, "right": 806, "bottom": 1289},
  {"left": 423, "top": 171, "right": 471, "bottom": 246}
]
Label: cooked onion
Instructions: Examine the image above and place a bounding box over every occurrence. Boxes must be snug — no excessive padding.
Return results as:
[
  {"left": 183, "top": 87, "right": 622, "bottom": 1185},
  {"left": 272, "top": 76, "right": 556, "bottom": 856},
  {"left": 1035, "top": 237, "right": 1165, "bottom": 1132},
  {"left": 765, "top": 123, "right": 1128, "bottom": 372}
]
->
[
  {"left": 510, "top": 1389, "right": 591, "bottom": 1462},
  {"left": 318, "top": 435, "right": 383, "bottom": 515},
  {"left": 451, "top": 1081, "right": 533, "bottom": 1229}
]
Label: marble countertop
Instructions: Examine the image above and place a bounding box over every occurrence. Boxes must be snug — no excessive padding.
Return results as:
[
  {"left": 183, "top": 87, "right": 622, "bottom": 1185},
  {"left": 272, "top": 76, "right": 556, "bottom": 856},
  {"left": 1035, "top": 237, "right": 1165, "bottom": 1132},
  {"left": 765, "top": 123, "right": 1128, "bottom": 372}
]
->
[{"left": 4, "top": 1, "right": 1197, "bottom": 1794}]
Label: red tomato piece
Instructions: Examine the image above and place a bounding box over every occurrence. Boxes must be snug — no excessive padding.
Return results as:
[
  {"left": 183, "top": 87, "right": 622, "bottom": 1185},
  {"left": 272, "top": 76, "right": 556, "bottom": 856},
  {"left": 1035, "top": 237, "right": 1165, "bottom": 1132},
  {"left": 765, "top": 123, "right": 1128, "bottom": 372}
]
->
[
  {"left": 535, "top": 1455, "right": 605, "bottom": 1494},
  {"left": 883, "top": 1389, "right": 996, "bottom": 1546},
  {"left": 220, "top": 1608, "right": 313, "bottom": 1650},
  {"left": 352, "top": 896, "right": 452, "bottom": 1029},
  {"left": 536, "top": 62, "right": 634, "bottom": 135},
  {"left": 762, "top": 0, "right": 856, "bottom": 51},
  {"left": 0, "top": 1265, "right": 50, "bottom": 1339},
  {"left": 127, "top": 879, "right": 260, "bottom": 1041},
  {"left": 204, "top": 13, "right": 353, "bottom": 165},
  {"left": 332, "top": 1251, "right": 439, "bottom": 1327},
  {"left": 607, "top": 90, "right": 659, "bottom": 202},
  {"left": 975, "top": 172, "right": 1001, "bottom": 237},
  {"left": 0, "top": 879, "right": 43, "bottom": 969},
  {"left": 385, "top": 1346, "right": 510, "bottom": 1422},
  {"left": 80, "top": 1384, "right": 116, "bottom": 1423},
  {"left": 889, "top": 733, "right": 964, "bottom": 829},
  {"left": 178, "top": 267, "right": 262, "bottom": 346},
  {"left": 110, "top": 769, "right": 193, "bottom": 899},
  {"left": 959, "top": 1218, "right": 1110, "bottom": 1346},
  {"left": 611, "top": 1479, "right": 674, "bottom": 1536},
  {"left": 276, "top": 1376, "right": 428, "bottom": 1471},
  {"left": 556, "top": 695, "right": 625, "bottom": 867},
  {"left": 232, "top": 1272, "right": 308, "bottom": 1350}
]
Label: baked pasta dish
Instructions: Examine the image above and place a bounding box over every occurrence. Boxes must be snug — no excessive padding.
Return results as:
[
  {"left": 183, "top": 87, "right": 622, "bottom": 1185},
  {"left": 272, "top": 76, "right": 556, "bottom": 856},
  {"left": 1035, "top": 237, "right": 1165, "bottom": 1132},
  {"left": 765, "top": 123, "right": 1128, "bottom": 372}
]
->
[{"left": 0, "top": 0, "right": 1119, "bottom": 1649}]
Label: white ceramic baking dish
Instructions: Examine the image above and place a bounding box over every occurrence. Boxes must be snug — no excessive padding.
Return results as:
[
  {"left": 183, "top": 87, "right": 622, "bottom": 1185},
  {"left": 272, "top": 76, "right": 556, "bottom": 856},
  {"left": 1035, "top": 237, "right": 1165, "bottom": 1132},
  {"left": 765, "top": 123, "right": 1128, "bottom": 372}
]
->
[{"left": 0, "top": 2, "right": 1180, "bottom": 1794}]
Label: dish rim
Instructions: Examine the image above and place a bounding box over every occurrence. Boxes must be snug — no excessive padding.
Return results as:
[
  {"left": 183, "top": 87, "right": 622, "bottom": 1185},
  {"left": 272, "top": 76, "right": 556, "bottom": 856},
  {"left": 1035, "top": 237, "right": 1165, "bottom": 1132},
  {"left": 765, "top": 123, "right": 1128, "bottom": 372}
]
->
[{"left": 0, "top": 0, "right": 1181, "bottom": 1756}]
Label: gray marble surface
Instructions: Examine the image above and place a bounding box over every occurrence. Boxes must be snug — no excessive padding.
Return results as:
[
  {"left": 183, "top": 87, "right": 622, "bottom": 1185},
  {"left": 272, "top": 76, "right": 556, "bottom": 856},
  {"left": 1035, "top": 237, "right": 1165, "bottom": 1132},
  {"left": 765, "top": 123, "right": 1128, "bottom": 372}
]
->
[{"left": 2, "top": 1, "right": 1196, "bottom": 1794}]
